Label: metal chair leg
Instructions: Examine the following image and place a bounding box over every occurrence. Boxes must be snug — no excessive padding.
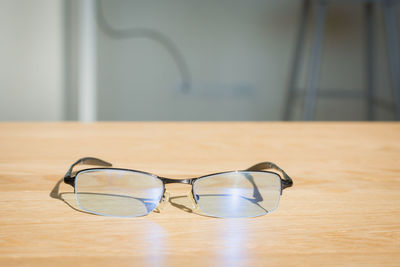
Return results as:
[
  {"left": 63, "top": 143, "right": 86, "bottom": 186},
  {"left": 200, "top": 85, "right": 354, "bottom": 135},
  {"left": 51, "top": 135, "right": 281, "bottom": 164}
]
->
[
  {"left": 284, "top": 0, "right": 311, "bottom": 120},
  {"left": 383, "top": 0, "right": 400, "bottom": 120},
  {"left": 365, "top": 2, "right": 376, "bottom": 121},
  {"left": 303, "top": 0, "right": 328, "bottom": 121}
]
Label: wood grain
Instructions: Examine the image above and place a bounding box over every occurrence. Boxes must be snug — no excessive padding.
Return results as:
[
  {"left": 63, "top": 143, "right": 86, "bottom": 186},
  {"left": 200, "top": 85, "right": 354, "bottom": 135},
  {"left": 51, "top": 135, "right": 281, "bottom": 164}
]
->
[{"left": 0, "top": 122, "right": 399, "bottom": 266}]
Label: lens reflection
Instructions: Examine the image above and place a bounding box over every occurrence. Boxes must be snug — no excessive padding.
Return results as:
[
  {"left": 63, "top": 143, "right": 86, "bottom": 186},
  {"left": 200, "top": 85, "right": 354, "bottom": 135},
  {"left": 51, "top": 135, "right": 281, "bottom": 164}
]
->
[
  {"left": 75, "top": 169, "right": 164, "bottom": 217},
  {"left": 193, "top": 171, "right": 281, "bottom": 218}
]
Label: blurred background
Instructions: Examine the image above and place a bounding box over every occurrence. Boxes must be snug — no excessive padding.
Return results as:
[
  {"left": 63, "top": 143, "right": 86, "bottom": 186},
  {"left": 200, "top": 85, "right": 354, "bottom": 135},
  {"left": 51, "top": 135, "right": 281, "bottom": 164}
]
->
[{"left": 0, "top": 0, "right": 399, "bottom": 121}]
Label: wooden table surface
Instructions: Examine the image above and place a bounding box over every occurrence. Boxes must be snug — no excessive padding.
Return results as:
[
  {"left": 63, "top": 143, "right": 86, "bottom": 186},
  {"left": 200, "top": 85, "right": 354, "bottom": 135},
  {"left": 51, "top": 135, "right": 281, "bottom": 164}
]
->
[{"left": 0, "top": 122, "right": 399, "bottom": 266}]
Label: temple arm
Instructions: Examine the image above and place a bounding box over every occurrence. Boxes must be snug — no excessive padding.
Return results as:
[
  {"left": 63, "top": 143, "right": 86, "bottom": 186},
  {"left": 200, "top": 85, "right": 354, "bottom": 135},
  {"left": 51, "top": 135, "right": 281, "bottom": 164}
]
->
[
  {"left": 246, "top": 162, "right": 293, "bottom": 190},
  {"left": 64, "top": 157, "right": 112, "bottom": 186},
  {"left": 243, "top": 173, "right": 264, "bottom": 202}
]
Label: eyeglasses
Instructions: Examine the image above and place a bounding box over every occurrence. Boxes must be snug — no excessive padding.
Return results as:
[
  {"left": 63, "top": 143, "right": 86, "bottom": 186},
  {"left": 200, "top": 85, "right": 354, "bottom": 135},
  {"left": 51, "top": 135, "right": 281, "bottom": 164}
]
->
[{"left": 63, "top": 157, "right": 293, "bottom": 218}]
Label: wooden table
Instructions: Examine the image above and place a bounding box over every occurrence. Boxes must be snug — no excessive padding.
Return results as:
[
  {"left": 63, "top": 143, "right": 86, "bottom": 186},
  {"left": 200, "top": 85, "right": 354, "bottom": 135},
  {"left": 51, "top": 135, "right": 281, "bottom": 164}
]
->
[{"left": 0, "top": 122, "right": 399, "bottom": 266}]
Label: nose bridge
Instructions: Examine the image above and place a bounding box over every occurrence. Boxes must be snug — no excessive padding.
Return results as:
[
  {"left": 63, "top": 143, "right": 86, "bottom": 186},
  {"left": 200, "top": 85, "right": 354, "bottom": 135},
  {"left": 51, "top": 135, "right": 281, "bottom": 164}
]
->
[{"left": 161, "top": 177, "right": 193, "bottom": 185}]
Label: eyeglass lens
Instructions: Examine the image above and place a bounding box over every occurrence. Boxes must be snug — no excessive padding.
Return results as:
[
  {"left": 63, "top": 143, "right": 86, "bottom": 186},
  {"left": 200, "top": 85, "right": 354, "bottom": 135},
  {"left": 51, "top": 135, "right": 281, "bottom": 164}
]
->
[
  {"left": 192, "top": 171, "right": 281, "bottom": 218},
  {"left": 75, "top": 169, "right": 164, "bottom": 217}
]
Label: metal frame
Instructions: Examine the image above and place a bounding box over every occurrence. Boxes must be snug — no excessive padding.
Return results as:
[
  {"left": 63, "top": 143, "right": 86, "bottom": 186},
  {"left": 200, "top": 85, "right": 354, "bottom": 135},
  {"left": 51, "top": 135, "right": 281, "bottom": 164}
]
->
[{"left": 62, "top": 157, "right": 293, "bottom": 217}]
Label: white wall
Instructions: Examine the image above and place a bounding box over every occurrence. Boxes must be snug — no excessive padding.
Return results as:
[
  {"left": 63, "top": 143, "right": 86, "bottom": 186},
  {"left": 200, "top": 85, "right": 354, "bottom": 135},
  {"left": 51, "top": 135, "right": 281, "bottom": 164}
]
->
[
  {"left": 0, "top": 0, "right": 64, "bottom": 121},
  {"left": 97, "top": 0, "right": 298, "bottom": 120}
]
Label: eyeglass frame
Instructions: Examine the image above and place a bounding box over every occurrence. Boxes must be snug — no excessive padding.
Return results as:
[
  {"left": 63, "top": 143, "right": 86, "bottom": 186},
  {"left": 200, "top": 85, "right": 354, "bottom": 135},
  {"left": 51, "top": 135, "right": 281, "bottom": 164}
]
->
[{"left": 63, "top": 157, "right": 293, "bottom": 215}]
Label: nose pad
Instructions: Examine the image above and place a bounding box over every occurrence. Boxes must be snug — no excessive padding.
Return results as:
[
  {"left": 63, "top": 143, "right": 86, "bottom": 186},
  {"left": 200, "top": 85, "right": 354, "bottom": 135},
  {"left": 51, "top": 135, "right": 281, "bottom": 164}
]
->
[
  {"left": 187, "top": 191, "right": 200, "bottom": 213},
  {"left": 154, "top": 190, "right": 170, "bottom": 213}
]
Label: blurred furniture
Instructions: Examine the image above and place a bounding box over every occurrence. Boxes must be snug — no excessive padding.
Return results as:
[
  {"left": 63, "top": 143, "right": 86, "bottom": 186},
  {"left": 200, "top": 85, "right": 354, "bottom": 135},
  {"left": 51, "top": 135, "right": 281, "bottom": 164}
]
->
[
  {"left": 1, "top": 122, "right": 400, "bottom": 265},
  {"left": 284, "top": 0, "right": 400, "bottom": 120}
]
